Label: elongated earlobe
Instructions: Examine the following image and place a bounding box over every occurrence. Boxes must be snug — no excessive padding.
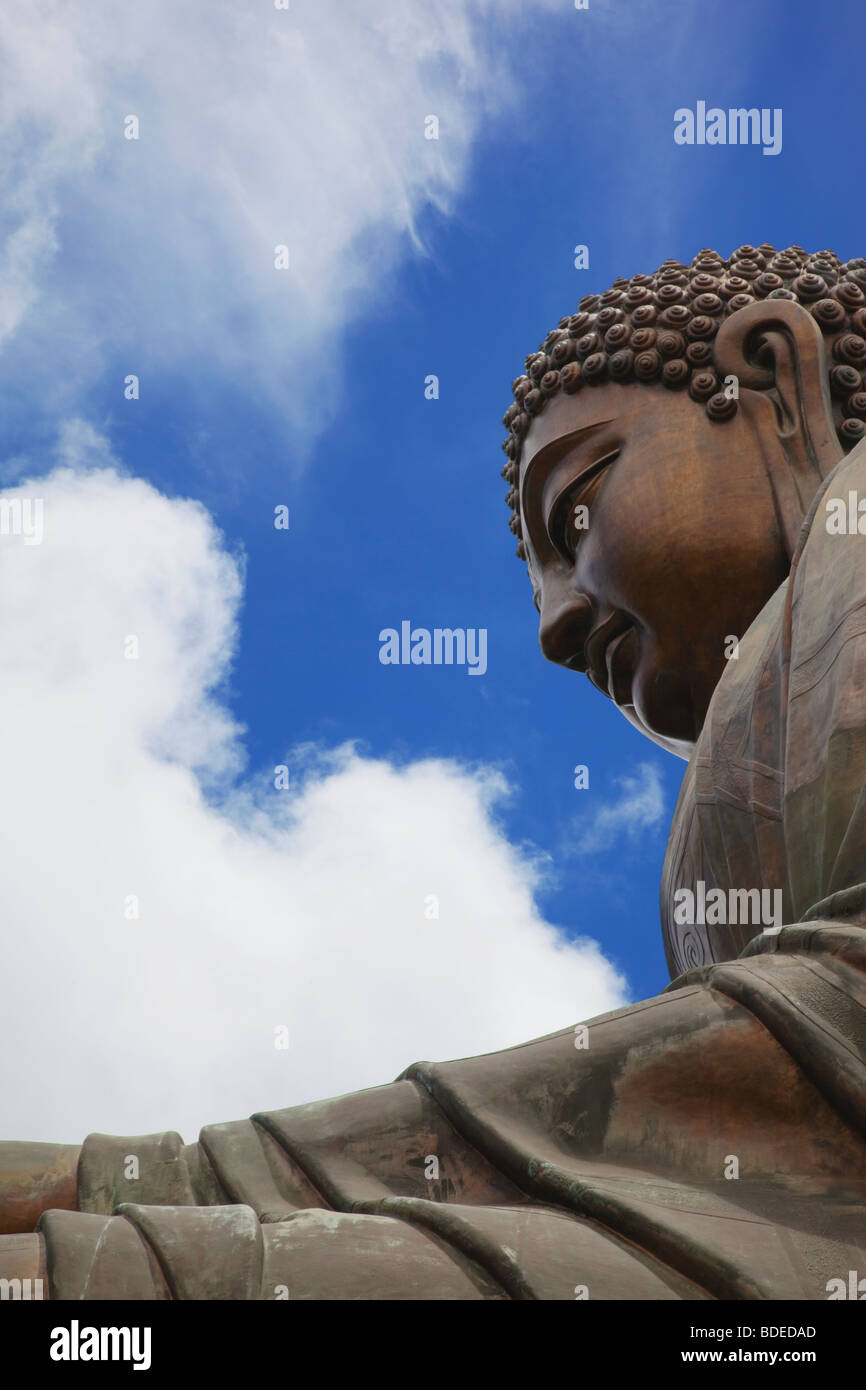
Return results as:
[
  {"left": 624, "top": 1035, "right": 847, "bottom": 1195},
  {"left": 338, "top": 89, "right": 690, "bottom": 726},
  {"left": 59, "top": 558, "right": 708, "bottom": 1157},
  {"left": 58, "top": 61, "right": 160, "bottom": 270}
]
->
[{"left": 713, "top": 300, "right": 843, "bottom": 554}]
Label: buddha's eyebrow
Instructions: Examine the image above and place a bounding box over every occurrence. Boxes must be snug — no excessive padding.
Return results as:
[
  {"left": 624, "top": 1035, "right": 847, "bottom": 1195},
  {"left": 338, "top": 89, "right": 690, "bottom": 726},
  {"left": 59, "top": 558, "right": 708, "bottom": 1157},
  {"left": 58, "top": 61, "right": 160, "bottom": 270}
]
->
[{"left": 521, "top": 419, "right": 615, "bottom": 497}]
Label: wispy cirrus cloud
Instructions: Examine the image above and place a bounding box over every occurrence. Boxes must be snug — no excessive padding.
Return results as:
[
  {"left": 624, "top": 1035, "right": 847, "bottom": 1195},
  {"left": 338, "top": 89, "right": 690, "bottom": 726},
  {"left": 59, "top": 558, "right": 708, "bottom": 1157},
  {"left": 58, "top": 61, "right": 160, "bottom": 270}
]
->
[
  {"left": 0, "top": 0, "right": 560, "bottom": 452},
  {"left": 568, "top": 762, "right": 666, "bottom": 857}
]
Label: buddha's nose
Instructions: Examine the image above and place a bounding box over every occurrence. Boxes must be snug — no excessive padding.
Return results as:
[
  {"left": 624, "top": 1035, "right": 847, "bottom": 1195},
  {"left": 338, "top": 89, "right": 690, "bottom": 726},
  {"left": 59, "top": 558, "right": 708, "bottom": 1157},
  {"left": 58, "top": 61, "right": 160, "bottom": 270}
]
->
[{"left": 538, "top": 587, "right": 593, "bottom": 670}]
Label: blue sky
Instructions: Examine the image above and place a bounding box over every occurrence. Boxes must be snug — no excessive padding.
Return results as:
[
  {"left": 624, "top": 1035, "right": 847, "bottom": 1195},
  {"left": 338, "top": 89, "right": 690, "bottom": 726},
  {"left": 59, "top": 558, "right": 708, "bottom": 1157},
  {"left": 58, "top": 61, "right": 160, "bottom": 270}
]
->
[{"left": 3, "top": 0, "right": 865, "bottom": 1138}]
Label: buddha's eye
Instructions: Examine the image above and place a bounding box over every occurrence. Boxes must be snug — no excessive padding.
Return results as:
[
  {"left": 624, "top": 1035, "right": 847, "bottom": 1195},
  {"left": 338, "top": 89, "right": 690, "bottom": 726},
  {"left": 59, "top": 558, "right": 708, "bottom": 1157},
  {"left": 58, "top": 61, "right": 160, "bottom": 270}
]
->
[{"left": 549, "top": 449, "right": 619, "bottom": 562}]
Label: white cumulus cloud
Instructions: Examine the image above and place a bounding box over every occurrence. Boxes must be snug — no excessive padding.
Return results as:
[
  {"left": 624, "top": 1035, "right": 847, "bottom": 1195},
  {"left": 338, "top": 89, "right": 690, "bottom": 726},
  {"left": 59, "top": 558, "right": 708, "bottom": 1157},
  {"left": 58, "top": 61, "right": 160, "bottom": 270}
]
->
[{"left": 2, "top": 435, "right": 629, "bottom": 1143}]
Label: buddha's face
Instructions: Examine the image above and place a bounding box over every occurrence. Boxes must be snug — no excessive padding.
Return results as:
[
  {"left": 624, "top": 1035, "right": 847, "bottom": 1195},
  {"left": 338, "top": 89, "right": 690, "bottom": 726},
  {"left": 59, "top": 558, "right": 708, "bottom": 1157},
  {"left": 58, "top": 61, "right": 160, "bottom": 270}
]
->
[{"left": 519, "top": 382, "right": 790, "bottom": 755}]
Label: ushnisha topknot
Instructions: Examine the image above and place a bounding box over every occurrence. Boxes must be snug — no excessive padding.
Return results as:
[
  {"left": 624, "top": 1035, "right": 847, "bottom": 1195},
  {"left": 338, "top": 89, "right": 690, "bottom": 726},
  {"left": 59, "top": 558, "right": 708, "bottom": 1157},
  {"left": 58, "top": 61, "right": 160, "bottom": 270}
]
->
[{"left": 501, "top": 244, "right": 866, "bottom": 559}]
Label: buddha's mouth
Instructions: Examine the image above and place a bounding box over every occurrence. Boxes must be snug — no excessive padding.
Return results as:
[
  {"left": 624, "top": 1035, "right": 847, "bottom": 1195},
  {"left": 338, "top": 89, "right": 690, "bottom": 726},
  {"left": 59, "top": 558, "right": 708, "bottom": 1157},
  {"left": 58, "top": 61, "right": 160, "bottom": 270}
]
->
[{"left": 585, "top": 614, "right": 637, "bottom": 702}]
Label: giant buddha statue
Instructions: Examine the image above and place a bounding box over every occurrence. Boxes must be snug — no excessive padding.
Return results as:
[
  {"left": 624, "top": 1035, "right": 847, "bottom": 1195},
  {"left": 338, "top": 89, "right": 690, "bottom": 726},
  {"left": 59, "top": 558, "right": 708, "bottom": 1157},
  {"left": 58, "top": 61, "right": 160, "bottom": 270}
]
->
[{"left": 2, "top": 243, "right": 865, "bottom": 1300}]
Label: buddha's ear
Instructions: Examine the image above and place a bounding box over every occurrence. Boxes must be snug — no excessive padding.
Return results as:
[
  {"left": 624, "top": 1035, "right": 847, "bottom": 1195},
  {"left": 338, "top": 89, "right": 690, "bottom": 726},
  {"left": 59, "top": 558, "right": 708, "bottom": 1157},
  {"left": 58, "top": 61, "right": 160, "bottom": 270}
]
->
[{"left": 713, "top": 300, "right": 842, "bottom": 543}]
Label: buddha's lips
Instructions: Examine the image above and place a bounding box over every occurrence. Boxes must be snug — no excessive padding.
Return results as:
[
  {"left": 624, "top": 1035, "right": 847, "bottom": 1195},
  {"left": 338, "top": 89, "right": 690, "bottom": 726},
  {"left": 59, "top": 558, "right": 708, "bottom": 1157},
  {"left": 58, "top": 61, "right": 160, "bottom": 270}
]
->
[
  {"left": 606, "top": 626, "right": 638, "bottom": 705},
  {"left": 586, "top": 615, "right": 636, "bottom": 701}
]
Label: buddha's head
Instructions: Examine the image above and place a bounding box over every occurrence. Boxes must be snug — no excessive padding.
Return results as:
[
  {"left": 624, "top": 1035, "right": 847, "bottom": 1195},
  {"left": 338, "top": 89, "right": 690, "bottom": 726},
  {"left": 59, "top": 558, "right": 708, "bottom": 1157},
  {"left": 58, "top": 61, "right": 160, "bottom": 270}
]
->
[{"left": 503, "top": 245, "right": 866, "bottom": 757}]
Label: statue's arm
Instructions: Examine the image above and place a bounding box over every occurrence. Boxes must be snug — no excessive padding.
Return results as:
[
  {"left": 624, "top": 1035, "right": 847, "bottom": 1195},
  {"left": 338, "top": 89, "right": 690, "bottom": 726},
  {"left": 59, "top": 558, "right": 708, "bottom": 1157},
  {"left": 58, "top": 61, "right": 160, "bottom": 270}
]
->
[{"left": 0, "top": 1141, "right": 79, "bottom": 1234}]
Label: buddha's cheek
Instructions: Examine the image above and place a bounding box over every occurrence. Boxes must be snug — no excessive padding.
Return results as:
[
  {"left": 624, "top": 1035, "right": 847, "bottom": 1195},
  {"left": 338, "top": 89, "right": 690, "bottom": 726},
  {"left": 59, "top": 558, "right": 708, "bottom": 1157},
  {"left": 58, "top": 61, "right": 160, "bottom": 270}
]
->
[{"left": 582, "top": 499, "right": 670, "bottom": 615}]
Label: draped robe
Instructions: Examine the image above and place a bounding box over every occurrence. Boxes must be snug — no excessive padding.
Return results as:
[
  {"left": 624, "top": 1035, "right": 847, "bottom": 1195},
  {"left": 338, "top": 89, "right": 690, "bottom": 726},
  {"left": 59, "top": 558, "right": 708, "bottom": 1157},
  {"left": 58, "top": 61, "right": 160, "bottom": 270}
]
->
[{"left": 3, "top": 444, "right": 866, "bottom": 1300}]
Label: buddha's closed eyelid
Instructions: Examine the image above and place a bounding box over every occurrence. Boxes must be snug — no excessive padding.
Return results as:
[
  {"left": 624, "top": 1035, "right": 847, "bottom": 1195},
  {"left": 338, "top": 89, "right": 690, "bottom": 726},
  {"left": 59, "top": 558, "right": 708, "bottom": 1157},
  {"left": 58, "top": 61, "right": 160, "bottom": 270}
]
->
[{"left": 547, "top": 448, "right": 620, "bottom": 560}]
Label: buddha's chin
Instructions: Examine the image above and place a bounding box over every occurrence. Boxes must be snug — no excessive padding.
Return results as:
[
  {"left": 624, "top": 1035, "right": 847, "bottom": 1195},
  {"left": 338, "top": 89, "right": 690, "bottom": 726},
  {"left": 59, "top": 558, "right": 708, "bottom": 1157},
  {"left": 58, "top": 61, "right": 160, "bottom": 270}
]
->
[{"left": 631, "top": 655, "right": 697, "bottom": 747}]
